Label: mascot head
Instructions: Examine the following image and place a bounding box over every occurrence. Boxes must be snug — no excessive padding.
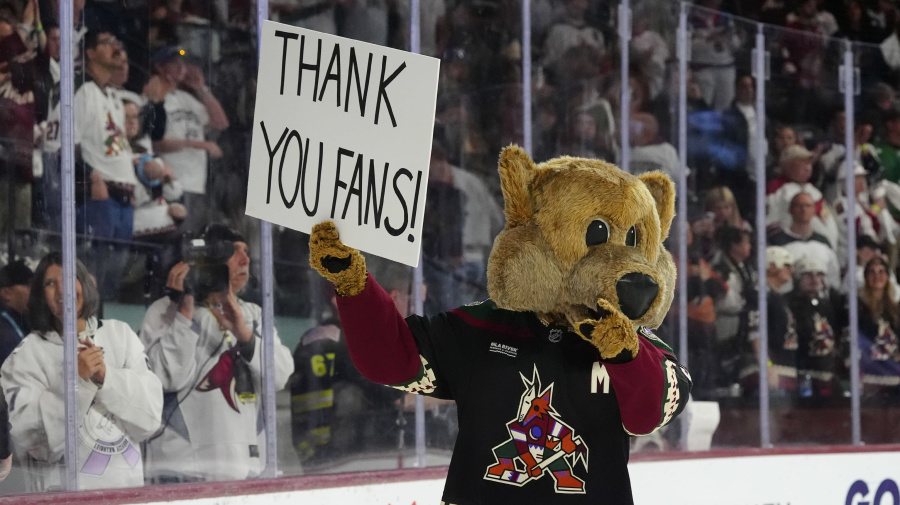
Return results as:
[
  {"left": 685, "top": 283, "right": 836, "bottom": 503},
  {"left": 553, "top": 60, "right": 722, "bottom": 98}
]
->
[{"left": 486, "top": 146, "right": 676, "bottom": 331}]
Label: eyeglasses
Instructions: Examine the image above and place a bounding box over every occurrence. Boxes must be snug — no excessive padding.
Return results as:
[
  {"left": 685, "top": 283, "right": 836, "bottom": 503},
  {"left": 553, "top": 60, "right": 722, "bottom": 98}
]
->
[{"left": 97, "top": 38, "right": 122, "bottom": 49}]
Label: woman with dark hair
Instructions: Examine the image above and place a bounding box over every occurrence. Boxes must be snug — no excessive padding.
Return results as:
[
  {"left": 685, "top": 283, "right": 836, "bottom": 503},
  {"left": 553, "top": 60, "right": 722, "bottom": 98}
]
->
[
  {"left": 858, "top": 256, "right": 900, "bottom": 399},
  {"left": 0, "top": 252, "right": 163, "bottom": 491}
]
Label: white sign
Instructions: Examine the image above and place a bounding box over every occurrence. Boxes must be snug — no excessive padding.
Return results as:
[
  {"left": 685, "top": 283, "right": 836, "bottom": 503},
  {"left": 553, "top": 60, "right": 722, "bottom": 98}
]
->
[{"left": 247, "top": 21, "right": 440, "bottom": 266}]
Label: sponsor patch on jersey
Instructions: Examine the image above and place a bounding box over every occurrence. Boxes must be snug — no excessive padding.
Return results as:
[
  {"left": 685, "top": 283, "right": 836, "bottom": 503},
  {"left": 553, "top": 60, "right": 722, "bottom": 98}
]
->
[{"left": 489, "top": 341, "right": 518, "bottom": 358}]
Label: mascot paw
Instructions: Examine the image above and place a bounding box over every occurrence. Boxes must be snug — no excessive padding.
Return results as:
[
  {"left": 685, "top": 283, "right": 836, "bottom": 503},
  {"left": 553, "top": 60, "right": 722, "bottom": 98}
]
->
[
  {"left": 309, "top": 221, "right": 367, "bottom": 297},
  {"left": 574, "top": 299, "right": 639, "bottom": 362}
]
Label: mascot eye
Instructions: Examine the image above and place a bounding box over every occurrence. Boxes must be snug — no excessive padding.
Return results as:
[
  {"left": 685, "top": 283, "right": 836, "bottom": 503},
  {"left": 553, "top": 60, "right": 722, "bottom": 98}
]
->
[
  {"left": 586, "top": 219, "right": 609, "bottom": 246},
  {"left": 626, "top": 226, "right": 638, "bottom": 247}
]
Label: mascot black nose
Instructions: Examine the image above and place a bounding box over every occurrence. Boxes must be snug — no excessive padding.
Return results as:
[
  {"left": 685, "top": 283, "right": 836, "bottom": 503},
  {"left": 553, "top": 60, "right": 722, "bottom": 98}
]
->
[{"left": 616, "top": 273, "right": 658, "bottom": 320}]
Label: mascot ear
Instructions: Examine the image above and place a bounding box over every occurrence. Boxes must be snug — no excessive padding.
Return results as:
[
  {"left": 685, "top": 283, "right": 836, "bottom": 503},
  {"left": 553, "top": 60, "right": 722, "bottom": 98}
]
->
[
  {"left": 498, "top": 145, "right": 537, "bottom": 227},
  {"left": 637, "top": 171, "right": 675, "bottom": 241}
]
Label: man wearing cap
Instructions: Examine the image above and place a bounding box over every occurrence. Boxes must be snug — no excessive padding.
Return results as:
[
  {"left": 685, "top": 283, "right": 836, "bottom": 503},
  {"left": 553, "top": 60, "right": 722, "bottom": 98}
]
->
[
  {"left": 787, "top": 256, "right": 848, "bottom": 400},
  {"left": 766, "top": 143, "right": 839, "bottom": 249},
  {"left": 832, "top": 162, "right": 895, "bottom": 266},
  {"left": 139, "top": 224, "right": 293, "bottom": 483},
  {"left": 143, "top": 46, "right": 229, "bottom": 234},
  {"left": 0, "top": 261, "right": 33, "bottom": 366}
]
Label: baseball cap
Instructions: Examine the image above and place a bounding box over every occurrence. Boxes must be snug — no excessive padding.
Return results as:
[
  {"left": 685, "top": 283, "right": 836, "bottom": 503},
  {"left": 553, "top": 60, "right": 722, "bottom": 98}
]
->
[
  {"left": 838, "top": 162, "right": 867, "bottom": 179},
  {"left": 152, "top": 45, "right": 186, "bottom": 66},
  {"left": 202, "top": 223, "right": 246, "bottom": 244},
  {"left": 779, "top": 144, "right": 815, "bottom": 165},
  {"left": 766, "top": 246, "right": 794, "bottom": 269},
  {"left": 0, "top": 260, "right": 34, "bottom": 289},
  {"left": 793, "top": 255, "right": 826, "bottom": 276},
  {"left": 857, "top": 234, "right": 881, "bottom": 251}
]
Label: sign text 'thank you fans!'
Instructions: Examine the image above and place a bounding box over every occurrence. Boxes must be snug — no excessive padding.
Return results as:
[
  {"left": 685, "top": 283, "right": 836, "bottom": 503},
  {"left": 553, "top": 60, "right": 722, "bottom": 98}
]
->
[{"left": 246, "top": 21, "right": 440, "bottom": 267}]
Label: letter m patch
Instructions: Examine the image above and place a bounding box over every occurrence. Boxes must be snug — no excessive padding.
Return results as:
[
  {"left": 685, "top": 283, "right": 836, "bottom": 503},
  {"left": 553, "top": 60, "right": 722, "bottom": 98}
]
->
[{"left": 591, "top": 361, "right": 610, "bottom": 394}]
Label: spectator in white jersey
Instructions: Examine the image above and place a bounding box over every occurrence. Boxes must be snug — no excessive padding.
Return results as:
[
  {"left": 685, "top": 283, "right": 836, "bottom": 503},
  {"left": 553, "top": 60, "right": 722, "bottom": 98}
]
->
[
  {"left": 74, "top": 29, "right": 141, "bottom": 300},
  {"left": 33, "top": 23, "right": 61, "bottom": 231},
  {"left": 628, "top": 112, "right": 681, "bottom": 180},
  {"left": 139, "top": 224, "right": 293, "bottom": 483},
  {"left": 0, "top": 252, "right": 162, "bottom": 491},
  {"left": 143, "top": 46, "right": 229, "bottom": 235}
]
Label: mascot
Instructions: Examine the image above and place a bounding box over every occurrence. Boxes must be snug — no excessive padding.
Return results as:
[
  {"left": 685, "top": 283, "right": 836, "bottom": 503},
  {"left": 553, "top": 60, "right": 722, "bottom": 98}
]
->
[{"left": 309, "top": 146, "right": 692, "bottom": 504}]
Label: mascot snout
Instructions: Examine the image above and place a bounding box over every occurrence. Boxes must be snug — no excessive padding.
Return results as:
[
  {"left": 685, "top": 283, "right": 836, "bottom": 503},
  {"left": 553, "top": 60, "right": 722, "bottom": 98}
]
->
[{"left": 616, "top": 272, "right": 658, "bottom": 320}]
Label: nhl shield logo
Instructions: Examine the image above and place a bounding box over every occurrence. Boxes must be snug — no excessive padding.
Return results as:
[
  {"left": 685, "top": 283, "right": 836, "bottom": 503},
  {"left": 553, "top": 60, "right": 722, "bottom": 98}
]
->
[{"left": 548, "top": 329, "right": 563, "bottom": 343}]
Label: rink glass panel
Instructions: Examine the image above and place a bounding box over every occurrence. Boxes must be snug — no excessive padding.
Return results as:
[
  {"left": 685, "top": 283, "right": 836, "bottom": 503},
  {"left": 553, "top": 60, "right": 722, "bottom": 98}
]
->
[
  {"left": 761, "top": 22, "right": 851, "bottom": 447},
  {"left": 85, "top": 0, "right": 269, "bottom": 489},
  {"left": 680, "top": 4, "right": 763, "bottom": 450},
  {"left": 418, "top": 0, "right": 523, "bottom": 466},
  {"left": 267, "top": 0, "right": 440, "bottom": 475},
  {"left": 852, "top": 39, "right": 900, "bottom": 445},
  {"left": 623, "top": 0, "right": 685, "bottom": 453},
  {"left": 0, "top": 14, "right": 65, "bottom": 493},
  {"left": 0, "top": 0, "right": 271, "bottom": 492}
]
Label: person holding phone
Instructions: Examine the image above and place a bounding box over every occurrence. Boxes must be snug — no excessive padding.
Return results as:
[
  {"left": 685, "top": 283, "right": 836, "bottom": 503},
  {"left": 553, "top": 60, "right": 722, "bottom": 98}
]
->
[{"left": 0, "top": 253, "right": 162, "bottom": 491}]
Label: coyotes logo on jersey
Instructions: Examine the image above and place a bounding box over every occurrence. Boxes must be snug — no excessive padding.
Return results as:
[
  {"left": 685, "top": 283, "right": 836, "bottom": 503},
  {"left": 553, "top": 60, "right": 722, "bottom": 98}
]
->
[
  {"left": 484, "top": 366, "right": 589, "bottom": 494},
  {"left": 872, "top": 318, "right": 900, "bottom": 361},
  {"left": 808, "top": 312, "right": 835, "bottom": 357},
  {"left": 196, "top": 346, "right": 256, "bottom": 412},
  {"left": 103, "top": 112, "right": 129, "bottom": 156}
]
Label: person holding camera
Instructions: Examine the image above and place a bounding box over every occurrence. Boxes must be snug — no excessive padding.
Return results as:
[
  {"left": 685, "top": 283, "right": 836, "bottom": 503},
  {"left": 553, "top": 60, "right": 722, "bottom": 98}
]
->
[{"left": 138, "top": 224, "right": 293, "bottom": 483}]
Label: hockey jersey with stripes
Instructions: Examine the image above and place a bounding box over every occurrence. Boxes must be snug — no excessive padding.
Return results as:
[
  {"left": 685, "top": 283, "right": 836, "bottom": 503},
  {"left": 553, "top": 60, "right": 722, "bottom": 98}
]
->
[{"left": 337, "top": 273, "right": 692, "bottom": 505}]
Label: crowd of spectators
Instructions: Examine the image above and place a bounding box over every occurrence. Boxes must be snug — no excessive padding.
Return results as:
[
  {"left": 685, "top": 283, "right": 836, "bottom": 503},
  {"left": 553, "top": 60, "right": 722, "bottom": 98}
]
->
[
  {"left": 1, "top": 0, "right": 900, "bottom": 493},
  {"left": 0, "top": 0, "right": 519, "bottom": 489},
  {"left": 673, "top": 0, "right": 900, "bottom": 403},
  {"left": 0, "top": 227, "right": 295, "bottom": 492}
]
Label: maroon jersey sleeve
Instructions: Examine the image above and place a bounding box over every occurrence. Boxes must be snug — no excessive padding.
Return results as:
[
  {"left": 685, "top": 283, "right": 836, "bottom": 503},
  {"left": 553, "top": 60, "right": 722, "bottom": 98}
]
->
[
  {"left": 603, "top": 327, "right": 692, "bottom": 436},
  {"left": 335, "top": 272, "right": 421, "bottom": 385}
]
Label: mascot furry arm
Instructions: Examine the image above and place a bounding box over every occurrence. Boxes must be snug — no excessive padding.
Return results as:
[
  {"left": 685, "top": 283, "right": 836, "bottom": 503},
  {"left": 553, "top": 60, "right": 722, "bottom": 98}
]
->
[{"left": 310, "top": 146, "right": 691, "bottom": 503}]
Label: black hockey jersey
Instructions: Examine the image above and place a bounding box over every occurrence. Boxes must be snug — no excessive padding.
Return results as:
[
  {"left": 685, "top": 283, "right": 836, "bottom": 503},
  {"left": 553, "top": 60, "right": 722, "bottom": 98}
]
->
[{"left": 337, "top": 274, "right": 692, "bottom": 505}]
